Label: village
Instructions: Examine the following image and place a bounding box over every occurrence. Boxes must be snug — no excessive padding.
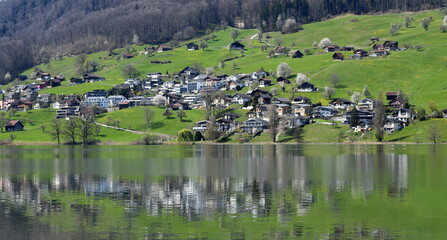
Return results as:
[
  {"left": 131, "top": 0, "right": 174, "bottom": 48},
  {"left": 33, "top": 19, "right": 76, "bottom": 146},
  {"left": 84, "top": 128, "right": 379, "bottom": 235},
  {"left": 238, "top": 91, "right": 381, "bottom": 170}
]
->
[{"left": 0, "top": 38, "right": 446, "bottom": 143}]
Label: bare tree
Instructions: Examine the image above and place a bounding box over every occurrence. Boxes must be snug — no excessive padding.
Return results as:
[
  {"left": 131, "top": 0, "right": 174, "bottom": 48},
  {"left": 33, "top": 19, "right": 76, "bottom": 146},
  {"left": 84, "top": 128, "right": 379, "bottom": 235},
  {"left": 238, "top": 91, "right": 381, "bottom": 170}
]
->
[
  {"left": 204, "top": 117, "right": 220, "bottom": 141},
  {"left": 329, "top": 73, "right": 340, "bottom": 87},
  {"left": 144, "top": 106, "right": 155, "bottom": 128},
  {"left": 351, "top": 91, "right": 362, "bottom": 103},
  {"left": 231, "top": 28, "right": 240, "bottom": 41},
  {"left": 199, "top": 41, "right": 208, "bottom": 51},
  {"left": 296, "top": 73, "right": 309, "bottom": 85},
  {"left": 267, "top": 105, "right": 280, "bottom": 142},
  {"left": 87, "top": 60, "right": 99, "bottom": 72},
  {"left": 162, "top": 108, "right": 172, "bottom": 119},
  {"left": 78, "top": 113, "right": 97, "bottom": 145},
  {"left": 122, "top": 64, "right": 141, "bottom": 79},
  {"left": 62, "top": 118, "right": 78, "bottom": 144},
  {"left": 323, "top": 86, "right": 336, "bottom": 99},
  {"left": 420, "top": 18, "right": 431, "bottom": 31},
  {"left": 427, "top": 122, "right": 441, "bottom": 143},
  {"left": 177, "top": 110, "right": 187, "bottom": 122}
]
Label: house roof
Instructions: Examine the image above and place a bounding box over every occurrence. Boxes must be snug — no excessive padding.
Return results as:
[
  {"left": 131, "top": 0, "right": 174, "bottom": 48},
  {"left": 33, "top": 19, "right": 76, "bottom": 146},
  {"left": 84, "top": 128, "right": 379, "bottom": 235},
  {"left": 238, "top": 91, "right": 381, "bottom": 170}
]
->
[
  {"left": 332, "top": 52, "right": 344, "bottom": 58},
  {"left": 6, "top": 120, "right": 21, "bottom": 127},
  {"left": 330, "top": 98, "right": 353, "bottom": 104},
  {"left": 386, "top": 91, "right": 399, "bottom": 96}
]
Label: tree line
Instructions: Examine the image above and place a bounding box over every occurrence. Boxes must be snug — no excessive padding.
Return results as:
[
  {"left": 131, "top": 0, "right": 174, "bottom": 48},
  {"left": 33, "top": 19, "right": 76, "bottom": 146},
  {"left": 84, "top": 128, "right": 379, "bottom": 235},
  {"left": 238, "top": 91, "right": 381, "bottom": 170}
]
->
[{"left": 1, "top": 0, "right": 446, "bottom": 83}]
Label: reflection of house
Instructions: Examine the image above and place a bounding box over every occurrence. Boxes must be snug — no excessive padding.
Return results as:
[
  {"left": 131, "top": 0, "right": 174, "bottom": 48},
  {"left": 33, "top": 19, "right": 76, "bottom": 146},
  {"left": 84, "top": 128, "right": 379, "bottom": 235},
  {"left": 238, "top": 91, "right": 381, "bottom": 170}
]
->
[{"left": 5, "top": 120, "right": 24, "bottom": 132}]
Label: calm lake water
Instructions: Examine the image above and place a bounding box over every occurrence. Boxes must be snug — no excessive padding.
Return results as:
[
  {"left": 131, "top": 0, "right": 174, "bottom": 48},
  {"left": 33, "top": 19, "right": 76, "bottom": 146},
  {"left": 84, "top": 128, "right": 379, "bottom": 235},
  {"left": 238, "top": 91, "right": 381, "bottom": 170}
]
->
[{"left": 0, "top": 144, "right": 446, "bottom": 239}]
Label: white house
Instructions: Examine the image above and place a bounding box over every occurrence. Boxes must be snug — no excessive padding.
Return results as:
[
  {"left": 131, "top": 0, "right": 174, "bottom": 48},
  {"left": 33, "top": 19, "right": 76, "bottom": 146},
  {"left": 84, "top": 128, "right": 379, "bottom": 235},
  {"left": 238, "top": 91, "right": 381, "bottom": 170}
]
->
[
  {"left": 107, "top": 95, "right": 127, "bottom": 108},
  {"left": 83, "top": 97, "right": 109, "bottom": 108}
]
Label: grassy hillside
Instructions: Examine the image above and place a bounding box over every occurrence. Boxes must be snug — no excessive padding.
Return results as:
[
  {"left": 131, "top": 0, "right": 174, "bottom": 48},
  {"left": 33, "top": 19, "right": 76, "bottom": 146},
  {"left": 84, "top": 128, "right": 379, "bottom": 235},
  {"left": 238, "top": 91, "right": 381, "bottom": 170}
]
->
[{"left": 13, "top": 10, "right": 447, "bottom": 109}]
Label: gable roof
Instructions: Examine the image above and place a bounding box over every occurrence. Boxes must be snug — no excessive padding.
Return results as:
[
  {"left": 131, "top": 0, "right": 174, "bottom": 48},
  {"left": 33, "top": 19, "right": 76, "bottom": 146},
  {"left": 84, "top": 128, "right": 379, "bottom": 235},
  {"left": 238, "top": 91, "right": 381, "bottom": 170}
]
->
[{"left": 6, "top": 120, "right": 22, "bottom": 127}]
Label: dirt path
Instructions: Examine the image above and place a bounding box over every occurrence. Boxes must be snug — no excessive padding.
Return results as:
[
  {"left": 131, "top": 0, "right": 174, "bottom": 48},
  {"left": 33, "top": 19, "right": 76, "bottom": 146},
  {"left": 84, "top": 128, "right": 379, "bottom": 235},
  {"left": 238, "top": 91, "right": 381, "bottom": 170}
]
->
[{"left": 95, "top": 122, "right": 173, "bottom": 140}]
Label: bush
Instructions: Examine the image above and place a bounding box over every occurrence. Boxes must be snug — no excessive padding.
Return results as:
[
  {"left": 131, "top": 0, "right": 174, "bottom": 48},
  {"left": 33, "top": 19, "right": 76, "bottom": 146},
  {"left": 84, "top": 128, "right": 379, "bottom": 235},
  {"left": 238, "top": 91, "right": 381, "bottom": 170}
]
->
[{"left": 177, "top": 129, "right": 194, "bottom": 142}]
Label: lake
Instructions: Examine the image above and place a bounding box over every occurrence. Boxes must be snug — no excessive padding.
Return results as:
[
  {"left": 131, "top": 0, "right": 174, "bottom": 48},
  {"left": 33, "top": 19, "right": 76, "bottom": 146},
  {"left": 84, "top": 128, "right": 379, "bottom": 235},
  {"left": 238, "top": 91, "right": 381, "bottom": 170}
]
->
[{"left": 0, "top": 144, "right": 446, "bottom": 239}]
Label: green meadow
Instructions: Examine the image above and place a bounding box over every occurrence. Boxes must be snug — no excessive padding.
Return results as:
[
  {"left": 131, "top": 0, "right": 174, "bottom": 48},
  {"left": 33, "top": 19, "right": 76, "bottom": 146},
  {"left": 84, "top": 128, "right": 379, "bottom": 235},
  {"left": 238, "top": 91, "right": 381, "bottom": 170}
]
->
[{"left": 2, "top": 10, "right": 446, "bottom": 144}]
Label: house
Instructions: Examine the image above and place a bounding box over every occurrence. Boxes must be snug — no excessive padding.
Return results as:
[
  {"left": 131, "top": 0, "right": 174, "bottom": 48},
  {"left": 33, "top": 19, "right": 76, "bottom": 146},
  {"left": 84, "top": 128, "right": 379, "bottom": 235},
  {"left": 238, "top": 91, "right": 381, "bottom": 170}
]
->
[
  {"left": 324, "top": 45, "right": 339, "bottom": 52},
  {"left": 17, "top": 75, "right": 28, "bottom": 81},
  {"left": 276, "top": 76, "right": 291, "bottom": 85},
  {"left": 353, "top": 120, "right": 373, "bottom": 132},
  {"left": 250, "top": 71, "right": 268, "bottom": 80},
  {"left": 258, "top": 94, "right": 272, "bottom": 104},
  {"left": 383, "top": 41, "right": 399, "bottom": 50},
  {"left": 282, "top": 114, "right": 310, "bottom": 128},
  {"left": 222, "top": 112, "right": 241, "bottom": 121},
  {"left": 288, "top": 50, "right": 304, "bottom": 58},
  {"left": 386, "top": 91, "right": 399, "bottom": 100},
  {"left": 70, "top": 77, "right": 85, "bottom": 85},
  {"left": 36, "top": 72, "right": 51, "bottom": 80},
  {"left": 107, "top": 95, "right": 127, "bottom": 108},
  {"left": 122, "top": 53, "right": 135, "bottom": 59},
  {"left": 249, "top": 89, "right": 269, "bottom": 97},
  {"left": 274, "top": 46, "right": 287, "bottom": 55},
  {"left": 370, "top": 49, "right": 389, "bottom": 57},
  {"left": 292, "top": 96, "right": 311, "bottom": 105},
  {"left": 344, "top": 110, "right": 375, "bottom": 124},
  {"left": 241, "top": 119, "right": 267, "bottom": 133},
  {"left": 353, "top": 49, "right": 368, "bottom": 57},
  {"left": 248, "top": 105, "right": 267, "bottom": 118},
  {"left": 389, "top": 98, "right": 405, "bottom": 109},
  {"left": 83, "top": 74, "right": 105, "bottom": 82},
  {"left": 372, "top": 43, "right": 384, "bottom": 50},
  {"left": 85, "top": 90, "right": 108, "bottom": 98},
  {"left": 118, "top": 101, "right": 131, "bottom": 109},
  {"left": 229, "top": 41, "right": 245, "bottom": 50},
  {"left": 292, "top": 104, "right": 312, "bottom": 116},
  {"left": 259, "top": 79, "right": 272, "bottom": 88},
  {"left": 384, "top": 119, "right": 404, "bottom": 133},
  {"left": 232, "top": 94, "right": 252, "bottom": 105},
  {"left": 342, "top": 46, "right": 354, "bottom": 51},
  {"left": 275, "top": 104, "right": 290, "bottom": 116},
  {"left": 297, "top": 82, "right": 317, "bottom": 92},
  {"left": 272, "top": 97, "right": 291, "bottom": 105},
  {"left": 5, "top": 120, "right": 24, "bottom": 132},
  {"left": 443, "top": 109, "right": 447, "bottom": 118},
  {"left": 330, "top": 98, "right": 354, "bottom": 110},
  {"left": 186, "top": 42, "right": 199, "bottom": 51},
  {"left": 179, "top": 67, "right": 200, "bottom": 77},
  {"left": 370, "top": 37, "right": 380, "bottom": 42},
  {"left": 83, "top": 97, "right": 109, "bottom": 108},
  {"left": 395, "top": 108, "right": 414, "bottom": 124},
  {"left": 56, "top": 107, "right": 80, "bottom": 118},
  {"left": 157, "top": 44, "right": 172, "bottom": 52},
  {"left": 33, "top": 101, "right": 48, "bottom": 109},
  {"left": 193, "top": 120, "right": 210, "bottom": 132},
  {"left": 357, "top": 98, "right": 375, "bottom": 111},
  {"left": 332, "top": 52, "right": 344, "bottom": 61}
]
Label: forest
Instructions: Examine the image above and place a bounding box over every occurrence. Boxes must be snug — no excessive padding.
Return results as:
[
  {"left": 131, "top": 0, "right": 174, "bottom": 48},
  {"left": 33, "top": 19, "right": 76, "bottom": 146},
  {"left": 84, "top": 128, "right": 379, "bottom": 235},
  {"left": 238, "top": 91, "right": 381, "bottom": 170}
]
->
[{"left": 0, "top": 0, "right": 446, "bottom": 83}]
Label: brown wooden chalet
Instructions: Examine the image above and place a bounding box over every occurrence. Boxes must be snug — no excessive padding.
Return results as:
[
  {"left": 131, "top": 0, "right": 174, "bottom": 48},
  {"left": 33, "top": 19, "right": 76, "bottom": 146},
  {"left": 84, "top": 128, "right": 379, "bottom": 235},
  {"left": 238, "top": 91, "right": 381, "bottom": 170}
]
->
[
  {"left": 289, "top": 50, "right": 304, "bottom": 58},
  {"left": 229, "top": 42, "right": 245, "bottom": 50},
  {"left": 332, "top": 52, "right": 344, "bottom": 60},
  {"left": 386, "top": 91, "right": 399, "bottom": 100},
  {"left": 383, "top": 41, "right": 399, "bottom": 50},
  {"left": 187, "top": 42, "right": 199, "bottom": 51},
  {"left": 157, "top": 44, "right": 172, "bottom": 52}
]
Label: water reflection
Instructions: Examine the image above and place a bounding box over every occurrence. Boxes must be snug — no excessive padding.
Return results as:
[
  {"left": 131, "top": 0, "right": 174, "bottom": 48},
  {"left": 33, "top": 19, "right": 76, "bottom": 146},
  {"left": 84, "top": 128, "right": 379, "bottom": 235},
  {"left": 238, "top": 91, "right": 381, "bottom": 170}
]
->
[{"left": 0, "top": 145, "right": 445, "bottom": 239}]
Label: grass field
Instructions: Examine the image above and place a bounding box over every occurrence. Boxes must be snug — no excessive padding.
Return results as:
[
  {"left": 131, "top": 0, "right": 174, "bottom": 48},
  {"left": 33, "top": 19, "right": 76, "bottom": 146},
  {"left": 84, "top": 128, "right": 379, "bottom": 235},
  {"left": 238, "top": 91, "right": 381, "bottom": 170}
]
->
[{"left": 1, "top": 10, "right": 447, "bottom": 144}]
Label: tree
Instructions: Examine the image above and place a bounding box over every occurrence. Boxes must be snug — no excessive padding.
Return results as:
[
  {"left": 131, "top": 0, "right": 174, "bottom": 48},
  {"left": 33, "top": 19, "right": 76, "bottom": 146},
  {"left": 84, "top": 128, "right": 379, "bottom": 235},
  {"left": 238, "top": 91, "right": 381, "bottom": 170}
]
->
[
  {"left": 266, "top": 105, "right": 280, "bottom": 142},
  {"left": 144, "top": 106, "right": 155, "bottom": 128},
  {"left": 403, "top": 15, "right": 413, "bottom": 28},
  {"left": 440, "top": 25, "right": 447, "bottom": 33},
  {"left": 76, "top": 54, "right": 87, "bottom": 75},
  {"left": 176, "top": 110, "right": 187, "bottom": 122},
  {"left": 231, "top": 28, "right": 240, "bottom": 41},
  {"left": 281, "top": 19, "right": 301, "bottom": 34},
  {"left": 199, "top": 41, "right": 208, "bottom": 51},
  {"left": 122, "top": 64, "right": 141, "bottom": 79},
  {"left": 177, "top": 129, "right": 194, "bottom": 142},
  {"left": 40, "top": 125, "right": 46, "bottom": 133},
  {"left": 47, "top": 119, "right": 63, "bottom": 144},
  {"left": 373, "top": 93, "right": 386, "bottom": 142},
  {"left": 206, "top": 67, "right": 214, "bottom": 75},
  {"left": 444, "top": 15, "right": 447, "bottom": 26},
  {"left": 142, "top": 134, "right": 161, "bottom": 145},
  {"left": 194, "top": 131, "right": 204, "bottom": 141},
  {"left": 337, "top": 130, "right": 346, "bottom": 143},
  {"left": 162, "top": 108, "right": 172, "bottom": 119},
  {"left": 328, "top": 73, "right": 340, "bottom": 87},
  {"left": 78, "top": 113, "right": 97, "bottom": 145},
  {"left": 276, "top": 62, "right": 292, "bottom": 78},
  {"left": 4, "top": 72, "right": 11, "bottom": 82},
  {"left": 9, "top": 134, "right": 16, "bottom": 143},
  {"left": 427, "top": 122, "right": 441, "bottom": 143},
  {"left": 318, "top": 38, "right": 332, "bottom": 48},
  {"left": 62, "top": 118, "right": 78, "bottom": 144},
  {"left": 362, "top": 85, "right": 371, "bottom": 98},
  {"left": 416, "top": 106, "right": 427, "bottom": 121},
  {"left": 286, "top": 127, "right": 304, "bottom": 142},
  {"left": 389, "top": 23, "right": 400, "bottom": 35},
  {"left": 349, "top": 107, "right": 359, "bottom": 128},
  {"left": 312, "top": 41, "right": 318, "bottom": 49},
  {"left": 152, "top": 95, "right": 167, "bottom": 106},
  {"left": 87, "top": 60, "right": 99, "bottom": 72},
  {"left": 257, "top": 31, "right": 263, "bottom": 42},
  {"left": 296, "top": 73, "right": 309, "bottom": 85},
  {"left": 232, "top": 61, "right": 237, "bottom": 70},
  {"left": 219, "top": 60, "right": 225, "bottom": 69},
  {"left": 274, "top": 38, "right": 284, "bottom": 46},
  {"left": 323, "top": 86, "right": 335, "bottom": 99},
  {"left": 291, "top": 41, "right": 296, "bottom": 48},
  {"left": 204, "top": 117, "right": 220, "bottom": 141},
  {"left": 132, "top": 34, "right": 140, "bottom": 44},
  {"left": 305, "top": 48, "right": 311, "bottom": 55},
  {"left": 420, "top": 18, "right": 431, "bottom": 31},
  {"left": 351, "top": 91, "right": 362, "bottom": 103}
]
